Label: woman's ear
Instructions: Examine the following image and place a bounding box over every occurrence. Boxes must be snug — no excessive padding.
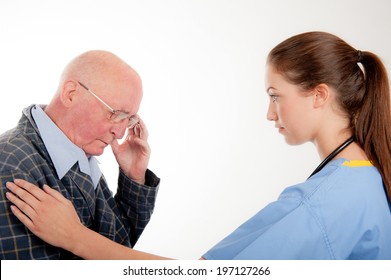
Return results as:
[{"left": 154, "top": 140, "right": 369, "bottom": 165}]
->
[
  {"left": 313, "top": 83, "right": 330, "bottom": 109},
  {"left": 60, "top": 80, "right": 78, "bottom": 107}
]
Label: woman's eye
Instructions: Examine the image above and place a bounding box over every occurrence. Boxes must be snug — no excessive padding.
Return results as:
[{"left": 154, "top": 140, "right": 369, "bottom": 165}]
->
[{"left": 270, "top": 95, "right": 278, "bottom": 103}]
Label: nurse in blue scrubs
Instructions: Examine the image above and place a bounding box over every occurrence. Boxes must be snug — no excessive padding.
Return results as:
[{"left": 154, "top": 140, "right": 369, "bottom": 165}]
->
[
  {"left": 5, "top": 31, "right": 391, "bottom": 259},
  {"left": 203, "top": 31, "right": 391, "bottom": 259}
]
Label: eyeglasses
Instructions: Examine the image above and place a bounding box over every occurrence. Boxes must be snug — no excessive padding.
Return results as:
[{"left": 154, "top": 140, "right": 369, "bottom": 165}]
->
[{"left": 78, "top": 81, "right": 139, "bottom": 128}]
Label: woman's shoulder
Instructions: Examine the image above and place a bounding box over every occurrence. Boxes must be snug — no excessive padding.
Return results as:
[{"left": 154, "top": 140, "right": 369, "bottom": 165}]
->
[{"left": 280, "top": 158, "right": 383, "bottom": 205}]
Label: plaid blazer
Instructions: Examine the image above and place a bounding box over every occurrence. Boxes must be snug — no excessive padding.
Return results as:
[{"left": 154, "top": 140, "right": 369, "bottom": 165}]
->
[{"left": 0, "top": 105, "right": 160, "bottom": 259}]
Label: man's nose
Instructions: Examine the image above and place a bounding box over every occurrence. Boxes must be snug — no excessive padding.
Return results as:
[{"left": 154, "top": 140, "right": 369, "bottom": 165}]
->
[{"left": 110, "top": 122, "right": 128, "bottom": 139}]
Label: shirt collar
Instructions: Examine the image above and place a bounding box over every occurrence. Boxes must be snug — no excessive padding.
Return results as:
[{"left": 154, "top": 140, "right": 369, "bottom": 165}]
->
[{"left": 31, "top": 105, "right": 102, "bottom": 188}]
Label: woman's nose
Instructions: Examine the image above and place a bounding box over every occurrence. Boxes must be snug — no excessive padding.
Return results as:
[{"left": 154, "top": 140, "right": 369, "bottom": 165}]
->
[{"left": 266, "top": 103, "right": 278, "bottom": 121}]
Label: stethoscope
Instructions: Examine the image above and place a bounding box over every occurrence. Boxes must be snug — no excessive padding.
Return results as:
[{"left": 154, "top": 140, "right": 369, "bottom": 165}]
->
[{"left": 308, "top": 136, "right": 355, "bottom": 179}]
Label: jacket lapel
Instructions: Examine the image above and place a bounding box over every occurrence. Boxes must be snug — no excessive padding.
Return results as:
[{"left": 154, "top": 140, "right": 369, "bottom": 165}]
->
[{"left": 67, "top": 163, "right": 96, "bottom": 218}]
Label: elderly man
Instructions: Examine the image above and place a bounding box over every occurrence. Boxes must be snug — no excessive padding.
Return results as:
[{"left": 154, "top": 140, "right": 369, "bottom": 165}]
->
[{"left": 0, "top": 50, "right": 159, "bottom": 259}]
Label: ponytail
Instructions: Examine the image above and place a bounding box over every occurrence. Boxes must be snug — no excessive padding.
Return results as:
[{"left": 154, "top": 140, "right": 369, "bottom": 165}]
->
[{"left": 355, "top": 51, "right": 391, "bottom": 203}]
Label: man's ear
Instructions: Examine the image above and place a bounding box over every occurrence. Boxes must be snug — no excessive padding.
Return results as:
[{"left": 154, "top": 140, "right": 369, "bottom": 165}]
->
[
  {"left": 60, "top": 80, "right": 78, "bottom": 107},
  {"left": 313, "top": 83, "right": 330, "bottom": 109}
]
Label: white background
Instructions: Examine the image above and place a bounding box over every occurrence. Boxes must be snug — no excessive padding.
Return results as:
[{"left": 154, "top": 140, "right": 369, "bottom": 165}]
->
[{"left": 0, "top": 0, "right": 390, "bottom": 259}]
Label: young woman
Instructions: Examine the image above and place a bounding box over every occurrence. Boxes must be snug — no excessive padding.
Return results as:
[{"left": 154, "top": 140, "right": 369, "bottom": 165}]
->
[{"left": 5, "top": 31, "right": 391, "bottom": 259}]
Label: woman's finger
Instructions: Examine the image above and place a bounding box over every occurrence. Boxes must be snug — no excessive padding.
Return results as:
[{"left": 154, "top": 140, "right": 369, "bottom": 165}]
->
[
  {"left": 10, "top": 205, "right": 36, "bottom": 231},
  {"left": 6, "top": 191, "right": 37, "bottom": 221},
  {"left": 5, "top": 181, "right": 42, "bottom": 209},
  {"left": 42, "top": 184, "right": 68, "bottom": 203},
  {"left": 13, "top": 179, "right": 47, "bottom": 201}
]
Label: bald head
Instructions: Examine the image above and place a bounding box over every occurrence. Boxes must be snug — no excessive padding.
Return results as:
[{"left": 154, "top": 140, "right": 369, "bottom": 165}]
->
[
  {"left": 49, "top": 50, "right": 143, "bottom": 111},
  {"left": 46, "top": 50, "right": 143, "bottom": 155},
  {"left": 59, "top": 50, "right": 141, "bottom": 93}
]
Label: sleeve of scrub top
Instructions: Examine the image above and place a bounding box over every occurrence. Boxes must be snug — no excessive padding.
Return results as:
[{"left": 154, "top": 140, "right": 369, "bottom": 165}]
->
[{"left": 202, "top": 197, "right": 334, "bottom": 260}]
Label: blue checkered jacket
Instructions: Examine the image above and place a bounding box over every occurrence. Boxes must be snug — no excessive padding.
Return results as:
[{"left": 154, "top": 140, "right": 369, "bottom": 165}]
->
[{"left": 0, "top": 105, "right": 160, "bottom": 259}]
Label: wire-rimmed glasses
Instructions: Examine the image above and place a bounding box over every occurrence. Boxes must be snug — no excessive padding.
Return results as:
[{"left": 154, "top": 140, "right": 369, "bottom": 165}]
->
[{"left": 78, "top": 81, "right": 139, "bottom": 129}]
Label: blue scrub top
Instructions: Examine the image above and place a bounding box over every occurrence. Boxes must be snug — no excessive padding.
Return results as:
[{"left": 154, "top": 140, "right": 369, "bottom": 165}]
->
[{"left": 203, "top": 159, "right": 391, "bottom": 259}]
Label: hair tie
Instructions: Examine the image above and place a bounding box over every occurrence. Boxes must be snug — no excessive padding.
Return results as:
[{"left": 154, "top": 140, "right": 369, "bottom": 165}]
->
[{"left": 357, "top": 50, "right": 362, "bottom": 63}]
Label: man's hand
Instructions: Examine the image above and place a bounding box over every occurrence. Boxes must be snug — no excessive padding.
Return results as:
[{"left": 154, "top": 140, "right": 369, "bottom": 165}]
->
[{"left": 111, "top": 117, "right": 150, "bottom": 185}]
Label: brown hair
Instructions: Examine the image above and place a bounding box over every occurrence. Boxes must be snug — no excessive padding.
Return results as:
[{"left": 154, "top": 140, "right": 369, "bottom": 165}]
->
[{"left": 267, "top": 31, "right": 391, "bottom": 203}]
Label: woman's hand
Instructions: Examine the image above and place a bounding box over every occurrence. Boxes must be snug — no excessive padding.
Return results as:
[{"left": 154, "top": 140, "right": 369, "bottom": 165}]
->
[
  {"left": 6, "top": 179, "right": 172, "bottom": 260},
  {"left": 5, "top": 179, "right": 82, "bottom": 252}
]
